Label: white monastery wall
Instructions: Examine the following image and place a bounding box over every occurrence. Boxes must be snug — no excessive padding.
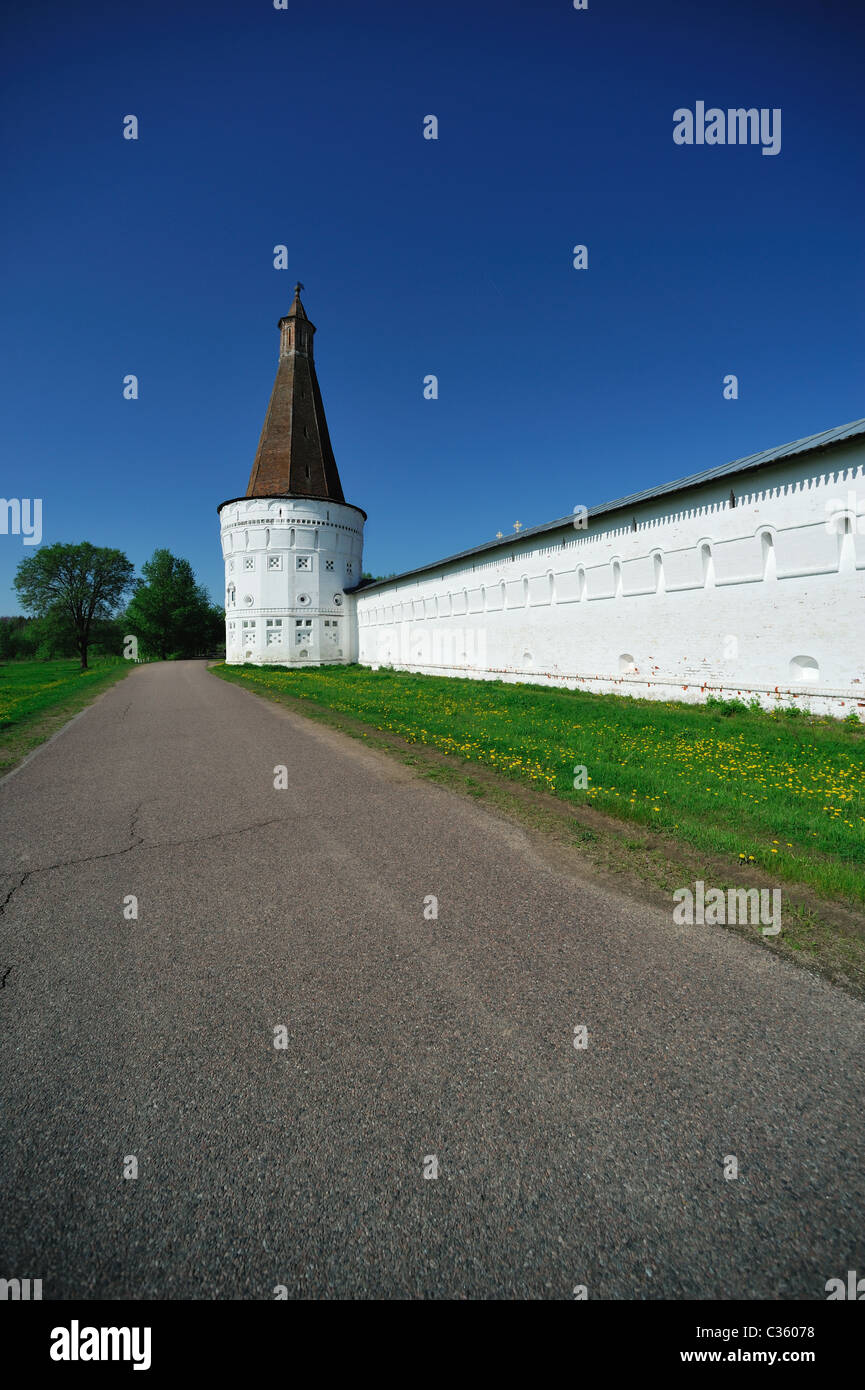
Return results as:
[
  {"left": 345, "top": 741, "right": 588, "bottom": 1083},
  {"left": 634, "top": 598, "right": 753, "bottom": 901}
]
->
[{"left": 355, "top": 440, "right": 865, "bottom": 717}]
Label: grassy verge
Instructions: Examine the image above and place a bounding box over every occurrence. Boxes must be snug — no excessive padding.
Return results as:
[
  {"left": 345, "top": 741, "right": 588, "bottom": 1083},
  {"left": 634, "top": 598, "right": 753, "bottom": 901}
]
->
[
  {"left": 0, "top": 657, "right": 132, "bottom": 776},
  {"left": 211, "top": 663, "right": 865, "bottom": 993},
  {"left": 213, "top": 664, "right": 865, "bottom": 900}
]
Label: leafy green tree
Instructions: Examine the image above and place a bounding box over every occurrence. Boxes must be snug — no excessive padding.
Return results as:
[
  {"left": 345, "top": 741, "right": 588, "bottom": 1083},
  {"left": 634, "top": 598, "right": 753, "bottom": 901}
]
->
[
  {"left": 88, "top": 615, "right": 127, "bottom": 658},
  {"left": 124, "top": 549, "right": 220, "bottom": 660},
  {"left": 14, "top": 542, "right": 135, "bottom": 670},
  {"left": 0, "top": 616, "right": 34, "bottom": 661},
  {"left": 30, "top": 610, "right": 79, "bottom": 659},
  {"left": 200, "top": 602, "right": 226, "bottom": 655}
]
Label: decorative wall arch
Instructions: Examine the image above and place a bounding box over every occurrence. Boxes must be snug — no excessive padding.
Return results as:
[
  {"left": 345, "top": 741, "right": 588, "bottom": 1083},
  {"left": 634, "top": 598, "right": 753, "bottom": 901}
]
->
[
  {"left": 652, "top": 550, "right": 665, "bottom": 594},
  {"left": 699, "top": 541, "right": 715, "bottom": 588},
  {"left": 838, "top": 512, "right": 857, "bottom": 572},
  {"left": 759, "top": 528, "right": 777, "bottom": 580},
  {"left": 790, "top": 655, "right": 819, "bottom": 683}
]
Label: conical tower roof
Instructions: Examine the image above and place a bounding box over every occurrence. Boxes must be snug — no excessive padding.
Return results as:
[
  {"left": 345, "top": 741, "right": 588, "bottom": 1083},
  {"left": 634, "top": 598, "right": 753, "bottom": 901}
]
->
[{"left": 245, "top": 285, "right": 346, "bottom": 503}]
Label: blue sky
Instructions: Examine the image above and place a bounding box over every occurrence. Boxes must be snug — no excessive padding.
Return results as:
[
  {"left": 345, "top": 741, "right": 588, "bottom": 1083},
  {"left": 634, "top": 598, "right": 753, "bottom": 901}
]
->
[{"left": 1, "top": 0, "right": 863, "bottom": 611}]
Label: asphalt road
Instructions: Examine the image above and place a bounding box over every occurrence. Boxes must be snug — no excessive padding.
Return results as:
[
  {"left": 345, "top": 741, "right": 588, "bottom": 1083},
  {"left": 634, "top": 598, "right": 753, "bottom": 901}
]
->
[{"left": 1, "top": 660, "right": 863, "bottom": 1300}]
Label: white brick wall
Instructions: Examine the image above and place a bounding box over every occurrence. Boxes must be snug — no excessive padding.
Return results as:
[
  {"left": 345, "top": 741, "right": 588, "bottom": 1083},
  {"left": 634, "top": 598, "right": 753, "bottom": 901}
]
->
[{"left": 355, "top": 439, "right": 865, "bottom": 718}]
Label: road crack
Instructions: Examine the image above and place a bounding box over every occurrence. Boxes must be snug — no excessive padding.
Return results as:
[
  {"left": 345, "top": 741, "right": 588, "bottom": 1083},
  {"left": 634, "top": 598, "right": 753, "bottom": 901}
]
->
[
  {"left": 0, "top": 872, "right": 30, "bottom": 920},
  {"left": 0, "top": 815, "right": 288, "bottom": 913}
]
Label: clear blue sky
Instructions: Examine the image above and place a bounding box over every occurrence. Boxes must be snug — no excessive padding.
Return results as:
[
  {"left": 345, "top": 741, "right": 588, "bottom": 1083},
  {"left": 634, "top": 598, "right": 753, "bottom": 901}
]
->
[{"left": 1, "top": 0, "right": 862, "bottom": 612}]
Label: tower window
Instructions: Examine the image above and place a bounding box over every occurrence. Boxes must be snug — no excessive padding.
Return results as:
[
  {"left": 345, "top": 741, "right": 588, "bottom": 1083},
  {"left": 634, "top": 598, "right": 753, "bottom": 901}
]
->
[
  {"left": 267, "top": 555, "right": 282, "bottom": 570},
  {"left": 244, "top": 557, "right": 255, "bottom": 570},
  {"left": 295, "top": 618, "right": 313, "bottom": 647},
  {"left": 297, "top": 556, "right": 311, "bottom": 570},
  {"left": 346, "top": 561, "right": 353, "bottom": 575},
  {"left": 325, "top": 559, "right": 334, "bottom": 571}
]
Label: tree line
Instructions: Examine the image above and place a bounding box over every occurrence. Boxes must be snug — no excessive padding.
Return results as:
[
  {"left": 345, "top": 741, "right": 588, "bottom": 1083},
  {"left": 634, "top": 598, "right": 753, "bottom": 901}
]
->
[{"left": 3, "top": 542, "right": 224, "bottom": 668}]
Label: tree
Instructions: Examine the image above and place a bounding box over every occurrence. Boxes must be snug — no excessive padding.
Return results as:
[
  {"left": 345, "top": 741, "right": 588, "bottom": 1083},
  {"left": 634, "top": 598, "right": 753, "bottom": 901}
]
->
[
  {"left": 29, "top": 610, "right": 79, "bottom": 659},
  {"left": 124, "top": 549, "right": 220, "bottom": 660},
  {"left": 0, "top": 616, "right": 33, "bottom": 661},
  {"left": 14, "top": 542, "right": 135, "bottom": 670}
]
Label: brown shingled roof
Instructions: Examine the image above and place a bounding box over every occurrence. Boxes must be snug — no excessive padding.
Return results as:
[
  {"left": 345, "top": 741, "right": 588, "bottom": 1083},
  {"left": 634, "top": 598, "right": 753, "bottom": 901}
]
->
[{"left": 245, "top": 285, "right": 346, "bottom": 503}]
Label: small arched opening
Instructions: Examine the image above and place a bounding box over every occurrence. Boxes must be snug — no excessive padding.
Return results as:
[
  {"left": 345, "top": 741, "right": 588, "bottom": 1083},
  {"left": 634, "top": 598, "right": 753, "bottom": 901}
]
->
[
  {"left": 789, "top": 655, "right": 819, "bottom": 684},
  {"left": 700, "top": 542, "right": 715, "bottom": 588},
  {"left": 652, "top": 552, "right": 665, "bottom": 593}
]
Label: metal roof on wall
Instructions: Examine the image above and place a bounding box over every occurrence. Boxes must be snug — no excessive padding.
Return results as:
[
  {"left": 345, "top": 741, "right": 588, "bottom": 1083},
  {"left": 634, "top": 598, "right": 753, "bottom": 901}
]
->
[{"left": 352, "top": 416, "right": 865, "bottom": 594}]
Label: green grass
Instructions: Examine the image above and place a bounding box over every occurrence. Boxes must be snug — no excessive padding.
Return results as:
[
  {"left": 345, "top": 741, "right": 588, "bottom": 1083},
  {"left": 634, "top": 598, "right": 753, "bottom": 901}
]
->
[
  {"left": 214, "top": 663, "right": 865, "bottom": 905},
  {"left": 0, "top": 657, "right": 132, "bottom": 774}
]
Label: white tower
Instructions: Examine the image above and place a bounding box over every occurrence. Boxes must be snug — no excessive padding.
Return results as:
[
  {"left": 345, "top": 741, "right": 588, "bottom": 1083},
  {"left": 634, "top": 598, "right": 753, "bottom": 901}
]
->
[{"left": 218, "top": 286, "right": 366, "bottom": 665}]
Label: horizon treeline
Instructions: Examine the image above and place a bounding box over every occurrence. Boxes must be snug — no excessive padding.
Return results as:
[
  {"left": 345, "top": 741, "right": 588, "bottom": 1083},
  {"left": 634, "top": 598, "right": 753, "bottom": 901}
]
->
[{"left": 3, "top": 544, "right": 224, "bottom": 667}]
